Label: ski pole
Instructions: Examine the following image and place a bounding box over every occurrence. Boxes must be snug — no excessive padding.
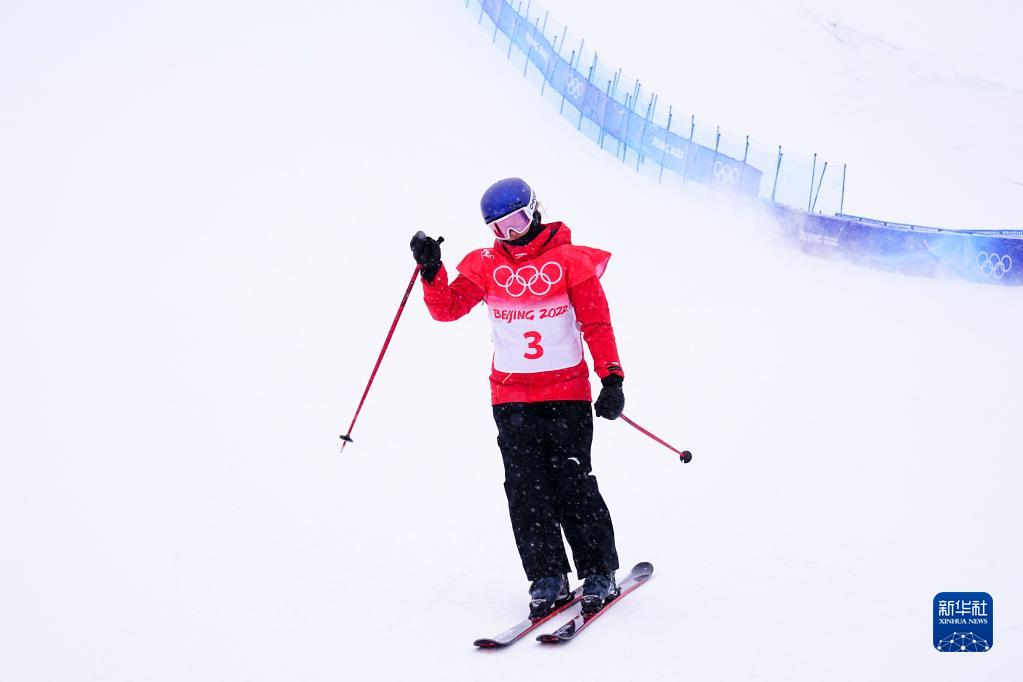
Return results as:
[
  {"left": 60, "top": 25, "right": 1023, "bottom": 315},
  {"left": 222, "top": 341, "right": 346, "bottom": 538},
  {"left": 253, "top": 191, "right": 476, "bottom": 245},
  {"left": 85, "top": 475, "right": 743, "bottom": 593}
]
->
[
  {"left": 619, "top": 413, "right": 692, "bottom": 463},
  {"left": 340, "top": 238, "right": 442, "bottom": 452}
]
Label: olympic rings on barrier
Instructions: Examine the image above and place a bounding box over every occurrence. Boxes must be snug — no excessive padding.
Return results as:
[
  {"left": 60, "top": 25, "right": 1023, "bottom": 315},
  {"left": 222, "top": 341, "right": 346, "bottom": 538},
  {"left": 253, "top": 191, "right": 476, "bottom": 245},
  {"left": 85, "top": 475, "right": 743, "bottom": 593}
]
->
[
  {"left": 566, "top": 76, "right": 585, "bottom": 100},
  {"left": 493, "top": 262, "right": 564, "bottom": 297},
  {"left": 977, "top": 251, "right": 1013, "bottom": 279},
  {"left": 713, "top": 160, "right": 740, "bottom": 185}
]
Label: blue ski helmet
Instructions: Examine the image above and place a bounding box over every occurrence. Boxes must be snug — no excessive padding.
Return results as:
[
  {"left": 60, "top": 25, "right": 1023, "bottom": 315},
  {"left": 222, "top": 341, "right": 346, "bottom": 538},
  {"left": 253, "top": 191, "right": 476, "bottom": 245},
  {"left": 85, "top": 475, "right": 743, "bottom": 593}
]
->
[{"left": 480, "top": 177, "right": 536, "bottom": 224}]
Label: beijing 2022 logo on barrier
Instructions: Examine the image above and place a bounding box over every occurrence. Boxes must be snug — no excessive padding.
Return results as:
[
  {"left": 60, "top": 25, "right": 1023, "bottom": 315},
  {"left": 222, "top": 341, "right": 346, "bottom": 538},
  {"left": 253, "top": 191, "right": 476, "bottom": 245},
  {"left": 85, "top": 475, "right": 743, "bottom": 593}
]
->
[
  {"left": 933, "top": 592, "right": 993, "bottom": 652},
  {"left": 565, "top": 76, "right": 585, "bottom": 100},
  {"left": 713, "top": 160, "right": 740, "bottom": 185},
  {"left": 976, "top": 251, "right": 1012, "bottom": 279}
]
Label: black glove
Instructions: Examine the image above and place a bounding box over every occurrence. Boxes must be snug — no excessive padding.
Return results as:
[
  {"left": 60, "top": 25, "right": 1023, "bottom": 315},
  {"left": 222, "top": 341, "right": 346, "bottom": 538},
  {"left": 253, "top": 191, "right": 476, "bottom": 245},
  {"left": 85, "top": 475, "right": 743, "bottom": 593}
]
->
[
  {"left": 594, "top": 374, "right": 625, "bottom": 420},
  {"left": 410, "top": 231, "right": 443, "bottom": 283}
]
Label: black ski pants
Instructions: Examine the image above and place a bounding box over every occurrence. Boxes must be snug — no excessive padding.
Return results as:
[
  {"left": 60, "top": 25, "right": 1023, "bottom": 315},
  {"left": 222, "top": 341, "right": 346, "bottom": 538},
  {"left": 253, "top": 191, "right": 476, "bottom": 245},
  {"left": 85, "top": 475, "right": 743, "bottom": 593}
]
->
[{"left": 493, "top": 400, "right": 619, "bottom": 582}]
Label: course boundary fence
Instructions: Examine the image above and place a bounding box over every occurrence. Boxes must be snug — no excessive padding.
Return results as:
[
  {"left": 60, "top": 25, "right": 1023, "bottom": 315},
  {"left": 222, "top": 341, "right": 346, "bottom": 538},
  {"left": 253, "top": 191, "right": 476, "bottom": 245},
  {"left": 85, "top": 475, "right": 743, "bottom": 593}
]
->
[{"left": 465, "top": 0, "right": 1023, "bottom": 286}]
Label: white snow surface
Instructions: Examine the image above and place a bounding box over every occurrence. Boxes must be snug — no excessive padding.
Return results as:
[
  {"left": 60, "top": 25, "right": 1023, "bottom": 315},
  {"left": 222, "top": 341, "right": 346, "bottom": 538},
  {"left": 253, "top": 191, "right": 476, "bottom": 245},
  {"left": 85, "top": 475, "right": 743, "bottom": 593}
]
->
[{"left": 1, "top": 2, "right": 1021, "bottom": 681}]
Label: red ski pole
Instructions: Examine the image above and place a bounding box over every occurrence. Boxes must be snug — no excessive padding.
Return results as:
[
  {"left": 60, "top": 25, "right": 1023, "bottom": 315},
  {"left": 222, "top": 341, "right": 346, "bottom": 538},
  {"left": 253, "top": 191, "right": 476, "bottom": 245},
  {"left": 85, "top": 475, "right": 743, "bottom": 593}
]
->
[
  {"left": 619, "top": 413, "right": 692, "bottom": 463},
  {"left": 340, "top": 239, "right": 441, "bottom": 452}
]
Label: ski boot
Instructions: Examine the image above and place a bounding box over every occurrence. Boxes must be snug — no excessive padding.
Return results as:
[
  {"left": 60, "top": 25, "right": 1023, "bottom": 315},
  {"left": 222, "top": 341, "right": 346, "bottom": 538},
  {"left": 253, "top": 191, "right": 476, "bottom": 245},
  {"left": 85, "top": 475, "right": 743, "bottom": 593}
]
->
[
  {"left": 581, "top": 571, "right": 619, "bottom": 614},
  {"left": 528, "top": 573, "right": 570, "bottom": 619}
]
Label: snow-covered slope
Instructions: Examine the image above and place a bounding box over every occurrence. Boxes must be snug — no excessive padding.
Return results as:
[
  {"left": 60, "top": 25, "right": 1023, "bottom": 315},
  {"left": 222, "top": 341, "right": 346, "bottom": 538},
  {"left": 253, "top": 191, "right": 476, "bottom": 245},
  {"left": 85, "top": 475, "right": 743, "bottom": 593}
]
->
[{"left": 0, "top": 2, "right": 1019, "bottom": 681}]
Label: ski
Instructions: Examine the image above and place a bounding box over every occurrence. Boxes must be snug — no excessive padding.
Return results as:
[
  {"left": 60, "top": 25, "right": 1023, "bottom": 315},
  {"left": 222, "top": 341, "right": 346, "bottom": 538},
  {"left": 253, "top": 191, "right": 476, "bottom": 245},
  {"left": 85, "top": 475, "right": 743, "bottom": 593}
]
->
[
  {"left": 473, "top": 587, "right": 584, "bottom": 648},
  {"left": 536, "top": 562, "right": 654, "bottom": 644}
]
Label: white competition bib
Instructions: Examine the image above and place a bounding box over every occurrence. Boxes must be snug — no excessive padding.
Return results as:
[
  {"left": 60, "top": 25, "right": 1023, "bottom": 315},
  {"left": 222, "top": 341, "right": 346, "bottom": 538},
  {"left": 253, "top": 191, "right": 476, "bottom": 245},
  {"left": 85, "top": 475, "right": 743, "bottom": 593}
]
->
[
  {"left": 486, "top": 261, "right": 583, "bottom": 373},
  {"left": 489, "top": 299, "right": 583, "bottom": 373}
]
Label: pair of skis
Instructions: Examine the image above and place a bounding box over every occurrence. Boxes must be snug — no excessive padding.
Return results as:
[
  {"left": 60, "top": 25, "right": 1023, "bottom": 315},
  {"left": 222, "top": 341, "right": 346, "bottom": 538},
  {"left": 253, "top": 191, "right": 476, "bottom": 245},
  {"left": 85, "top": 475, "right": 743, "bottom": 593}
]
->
[{"left": 473, "top": 562, "right": 653, "bottom": 648}]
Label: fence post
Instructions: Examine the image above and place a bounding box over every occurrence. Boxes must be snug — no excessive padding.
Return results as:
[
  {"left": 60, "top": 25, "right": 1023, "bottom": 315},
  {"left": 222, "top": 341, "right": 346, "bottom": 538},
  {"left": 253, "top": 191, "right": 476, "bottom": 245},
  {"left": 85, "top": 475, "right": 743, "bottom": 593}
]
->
[
  {"left": 559, "top": 38, "right": 583, "bottom": 115},
  {"left": 680, "top": 115, "right": 696, "bottom": 188},
  {"left": 620, "top": 79, "right": 639, "bottom": 163},
  {"left": 624, "top": 80, "right": 639, "bottom": 162},
  {"left": 636, "top": 92, "right": 656, "bottom": 172},
  {"left": 579, "top": 53, "right": 597, "bottom": 130},
  {"left": 539, "top": 25, "right": 566, "bottom": 96},
  {"left": 737, "top": 135, "right": 750, "bottom": 197},
  {"left": 709, "top": 126, "right": 721, "bottom": 195},
  {"left": 807, "top": 153, "right": 817, "bottom": 211},
  {"left": 523, "top": 9, "right": 547, "bottom": 78},
  {"left": 840, "top": 163, "right": 847, "bottom": 214},
  {"left": 771, "top": 146, "right": 783, "bottom": 202},
  {"left": 608, "top": 69, "right": 621, "bottom": 158},
  {"left": 507, "top": 1, "right": 523, "bottom": 59},
  {"left": 599, "top": 78, "right": 612, "bottom": 149},
  {"left": 559, "top": 49, "right": 576, "bottom": 114},
  {"left": 523, "top": 17, "right": 539, "bottom": 77},
  {"left": 658, "top": 105, "right": 673, "bottom": 184},
  {"left": 811, "top": 161, "right": 827, "bottom": 213}
]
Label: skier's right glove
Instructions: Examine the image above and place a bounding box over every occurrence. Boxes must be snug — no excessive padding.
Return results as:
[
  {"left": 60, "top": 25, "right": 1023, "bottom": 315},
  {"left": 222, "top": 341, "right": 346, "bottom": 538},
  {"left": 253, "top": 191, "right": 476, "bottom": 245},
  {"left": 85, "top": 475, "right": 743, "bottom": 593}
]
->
[
  {"left": 594, "top": 374, "right": 625, "bottom": 420},
  {"left": 410, "top": 231, "right": 442, "bottom": 283}
]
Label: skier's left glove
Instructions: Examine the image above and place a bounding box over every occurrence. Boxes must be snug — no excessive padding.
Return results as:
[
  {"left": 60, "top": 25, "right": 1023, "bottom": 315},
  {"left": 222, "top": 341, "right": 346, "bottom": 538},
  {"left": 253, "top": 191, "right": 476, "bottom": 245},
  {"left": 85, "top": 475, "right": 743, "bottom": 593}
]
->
[
  {"left": 594, "top": 374, "right": 625, "bottom": 420},
  {"left": 410, "top": 231, "right": 442, "bottom": 283}
]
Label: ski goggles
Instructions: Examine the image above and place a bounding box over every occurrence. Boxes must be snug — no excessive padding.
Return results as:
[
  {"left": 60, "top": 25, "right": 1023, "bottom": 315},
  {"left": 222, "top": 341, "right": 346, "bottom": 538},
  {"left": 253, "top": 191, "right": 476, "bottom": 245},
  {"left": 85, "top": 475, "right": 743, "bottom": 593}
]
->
[{"left": 487, "top": 193, "right": 538, "bottom": 240}]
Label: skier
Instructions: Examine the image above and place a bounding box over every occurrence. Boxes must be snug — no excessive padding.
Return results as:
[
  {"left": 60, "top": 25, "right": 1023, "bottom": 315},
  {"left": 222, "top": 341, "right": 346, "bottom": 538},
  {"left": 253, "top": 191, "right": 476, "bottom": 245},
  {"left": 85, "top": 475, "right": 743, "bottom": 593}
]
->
[{"left": 409, "top": 177, "right": 626, "bottom": 617}]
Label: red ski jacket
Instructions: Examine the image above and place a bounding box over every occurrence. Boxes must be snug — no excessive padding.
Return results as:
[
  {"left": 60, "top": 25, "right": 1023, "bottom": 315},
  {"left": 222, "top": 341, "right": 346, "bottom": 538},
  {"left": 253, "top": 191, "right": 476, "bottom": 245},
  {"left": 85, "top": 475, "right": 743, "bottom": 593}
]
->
[{"left": 420, "top": 222, "right": 624, "bottom": 404}]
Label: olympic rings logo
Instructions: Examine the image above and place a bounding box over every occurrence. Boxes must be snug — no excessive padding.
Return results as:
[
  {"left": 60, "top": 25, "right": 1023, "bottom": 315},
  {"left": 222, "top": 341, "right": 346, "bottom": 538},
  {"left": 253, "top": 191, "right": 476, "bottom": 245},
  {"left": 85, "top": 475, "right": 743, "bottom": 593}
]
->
[
  {"left": 493, "top": 262, "right": 564, "bottom": 297},
  {"left": 977, "top": 251, "right": 1013, "bottom": 279},
  {"left": 713, "top": 160, "right": 740, "bottom": 185},
  {"left": 566, "top": 76, "right": 585, "bottom": 100}
]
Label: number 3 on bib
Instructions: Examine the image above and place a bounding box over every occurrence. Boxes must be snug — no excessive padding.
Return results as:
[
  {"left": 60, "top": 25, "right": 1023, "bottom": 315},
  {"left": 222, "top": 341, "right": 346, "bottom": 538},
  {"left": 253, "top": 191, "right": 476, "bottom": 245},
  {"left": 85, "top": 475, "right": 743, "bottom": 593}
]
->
[{"left": 523, "top": 331, "right": 544, "bottom": 360}]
